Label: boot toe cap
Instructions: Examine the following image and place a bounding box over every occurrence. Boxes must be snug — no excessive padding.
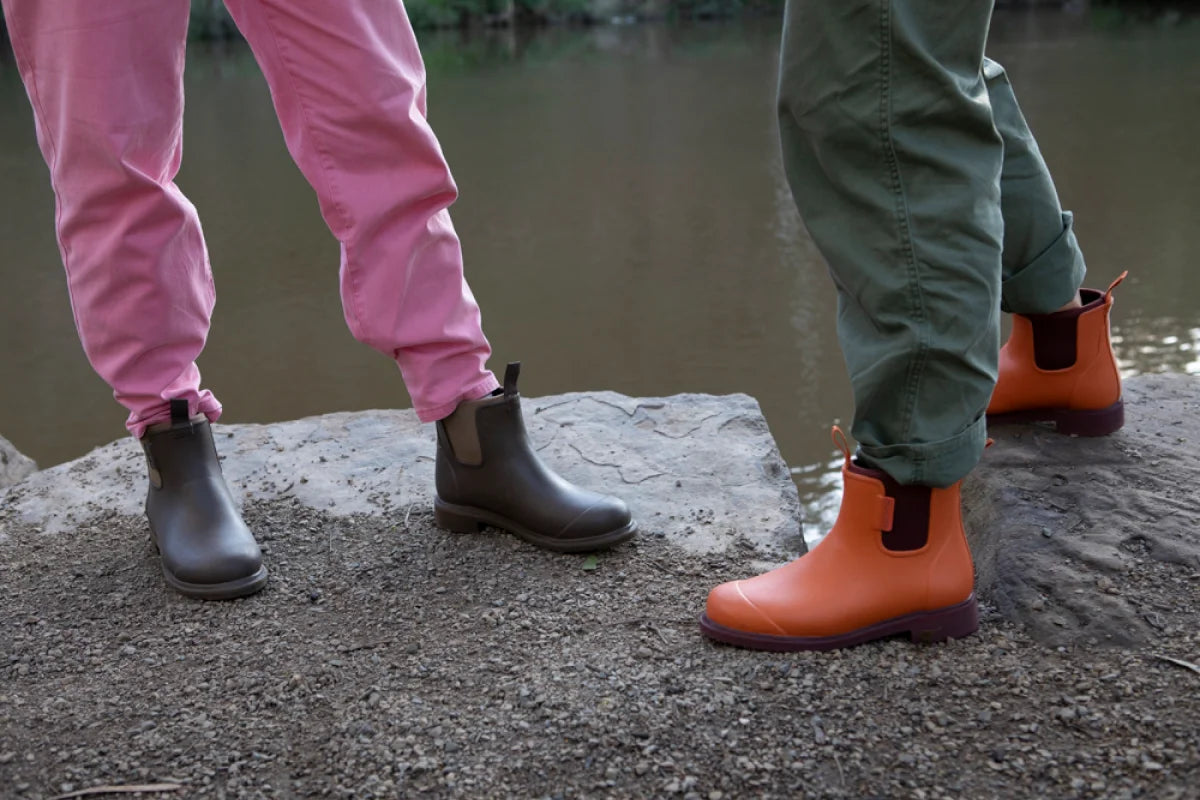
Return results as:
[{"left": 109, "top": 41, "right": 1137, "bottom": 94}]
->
[
  {"left": 705, "top": 580, "right": 787, "bottom": 636},
  {"left": 165, "top": 537, "right": 264, "bottom": 586},
  {"left": 560, "top": 496, "right": 633, "bottom": 540}
]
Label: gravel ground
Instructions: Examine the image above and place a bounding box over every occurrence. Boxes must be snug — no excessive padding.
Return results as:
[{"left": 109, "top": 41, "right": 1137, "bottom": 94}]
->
[{"left": 1, "top": 500, "right": 1197, "bottom": 799}]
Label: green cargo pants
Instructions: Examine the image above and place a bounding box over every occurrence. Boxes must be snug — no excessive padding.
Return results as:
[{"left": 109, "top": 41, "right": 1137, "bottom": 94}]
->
[{"left": 779, "top": 1, "right": 1087, "bottom": 487}]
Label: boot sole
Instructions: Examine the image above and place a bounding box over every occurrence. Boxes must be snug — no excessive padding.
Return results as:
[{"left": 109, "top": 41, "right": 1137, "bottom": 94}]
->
[
  {"left": 149, "top": 529, "right": 269, "bottom": 601},
  {"left": 698, "top": 594, "right": 979, "bottom": 652},
  {"left": 161, "top": 564, "right": 269, "bottom": 601},
  {"left": 987, "top": 398, "right": 1124, "bottom": 436},
  {"left": 433, "top": 498, "right": 637, "bottom": 553}
]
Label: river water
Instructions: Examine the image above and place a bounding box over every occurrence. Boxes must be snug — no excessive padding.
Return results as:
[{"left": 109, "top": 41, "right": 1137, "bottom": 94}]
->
[{"left": 1, "top": 11, "right": 1197, "bottom": 542}]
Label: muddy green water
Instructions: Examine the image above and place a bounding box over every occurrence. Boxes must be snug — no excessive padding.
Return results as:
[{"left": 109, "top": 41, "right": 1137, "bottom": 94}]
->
[{"left": 2, "top": 12, "right": 1198, "bottom": 541}]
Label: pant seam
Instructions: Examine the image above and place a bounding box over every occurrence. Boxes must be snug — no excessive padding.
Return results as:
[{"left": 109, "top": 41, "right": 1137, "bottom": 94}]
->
[
  {"left": 245, "top": 3, "right": 369, "bottom": 337},
  {"left": 878, "top": 0, "right": 930, "bottom": 484}
]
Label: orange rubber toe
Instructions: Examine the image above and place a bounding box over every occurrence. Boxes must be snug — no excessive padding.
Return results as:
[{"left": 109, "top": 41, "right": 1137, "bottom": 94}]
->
[{"left": 700, "top": 428, "right": 978, "bottom": 652}]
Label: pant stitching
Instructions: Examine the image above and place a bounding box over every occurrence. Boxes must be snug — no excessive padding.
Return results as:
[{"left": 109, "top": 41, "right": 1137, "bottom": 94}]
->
[{"left": 878, "top": 0, "right": 930, "bottom": 484}]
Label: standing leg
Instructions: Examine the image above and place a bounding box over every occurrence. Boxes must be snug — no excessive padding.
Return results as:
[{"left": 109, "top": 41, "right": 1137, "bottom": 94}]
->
[
  {"left": 703, "top": 0, "right": 998, "bottom": 650},
  {"left": 220, "top": 0, "right": 635, "bottom": 551},
  {"left": 775, "top": 0, "right": 1003, "bottom": 488},
  {"left": 986, "top": 59, "right": 1124, "bottom": 435},
  {"left": 2, "top": 0, "right": 266, "bottom": 598},
  {"left": 0, "top": 0, "right": 222, "bottom": 436},
  {"left": 220, "top": 0, "right": 499, "bottom": 421}
]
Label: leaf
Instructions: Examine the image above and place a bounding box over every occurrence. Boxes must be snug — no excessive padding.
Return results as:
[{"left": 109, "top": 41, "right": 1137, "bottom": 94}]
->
[
  {"left": 1154, "top": 654, "right": 1200, "bottom": 676},
  {"left": 581, "top": 555, "right": 599, "bottom": 571}
]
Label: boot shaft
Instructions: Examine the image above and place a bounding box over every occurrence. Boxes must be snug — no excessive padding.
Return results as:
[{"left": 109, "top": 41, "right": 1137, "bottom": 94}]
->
[
  {"left": 141, "top": 400, "right": 224, "bottom": 490},
  {"left": 991, "top": 276, "right": 1124, "bottom": 414}
]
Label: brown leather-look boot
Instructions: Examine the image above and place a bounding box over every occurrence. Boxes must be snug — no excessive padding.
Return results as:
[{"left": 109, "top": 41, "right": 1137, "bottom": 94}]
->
[
  {"left": 142, "top": 400, "right": 267, "bottom": 600},
  {"left": 434, "top": 363, "right": 637, "bottom": 553}
]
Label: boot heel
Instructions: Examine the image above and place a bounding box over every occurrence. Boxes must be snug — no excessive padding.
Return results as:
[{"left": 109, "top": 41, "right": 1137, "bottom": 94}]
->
[
  {"left": 907, "top": 595, "right": 979, "bottom": 644},
  {"left": 434, "top": 500, "right": 486, "bottom": 533},
  {"left": 1054, "top": 399, "right": 1124, "bottom": 437}
]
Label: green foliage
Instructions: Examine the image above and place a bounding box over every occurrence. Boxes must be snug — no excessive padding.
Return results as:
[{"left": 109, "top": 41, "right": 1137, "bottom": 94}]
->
[{"left": 177, "top": 0, "right": 774, "bottom": 37}]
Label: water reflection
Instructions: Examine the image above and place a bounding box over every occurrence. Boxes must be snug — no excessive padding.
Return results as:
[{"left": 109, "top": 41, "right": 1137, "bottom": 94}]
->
[
  {"left": 790, "top": 452, "right": 844, "bottom": 550},
  {"left": 1, "top": 13, "right": 1197, "bottom": 538}
]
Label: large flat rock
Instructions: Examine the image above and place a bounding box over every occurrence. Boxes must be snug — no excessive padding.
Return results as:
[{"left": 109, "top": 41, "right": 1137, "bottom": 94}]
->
[
  {"left": 0, "top": 391, "right": 801, "bottom": 556},
  {"left": 964, "top": 373, "right": 1200, "bottom": 646}
]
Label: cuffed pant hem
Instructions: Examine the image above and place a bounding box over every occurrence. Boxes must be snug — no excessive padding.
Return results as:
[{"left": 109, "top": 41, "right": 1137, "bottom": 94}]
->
[
  {"left": 416, "top": 373, "right": 501, "bottom": 423},
  {"left": 1001, "top": 211, "right": 1087, "bottom": 315},
  {"left": 128, "top": 395, "right": 223, "bottom": 439},
  {"left": 857, "top": 414, "right": 987, "bottom": 488}
]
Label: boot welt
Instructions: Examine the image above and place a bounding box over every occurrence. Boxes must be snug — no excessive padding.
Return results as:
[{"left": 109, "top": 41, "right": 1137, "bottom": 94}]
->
[
  {"left": 699, "top": 594, "right": 979, "bottom": 652},
  {"left": 987, "top": 398, "right": 1124, "bottom": 436},
  {"left": 160, "top": 563, "right": 269, "bottom": 601},
  {"left": 434, "top": 497, "right": 637, "bottom": 553}
]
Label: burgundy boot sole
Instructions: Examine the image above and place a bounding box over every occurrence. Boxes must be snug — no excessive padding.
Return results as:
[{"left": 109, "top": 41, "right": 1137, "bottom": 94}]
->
[
  {"left": 987, "top": 398, "right": 1124, "bottom": 437},
  {"left": 698, "top": 594, "right": 979, "bottom": 652},
  {"left": 434, "top": 498, "right": 637, "bottom": 553},
  {"left": 150, "top": 530, "right": 269, "bottom": 601}
]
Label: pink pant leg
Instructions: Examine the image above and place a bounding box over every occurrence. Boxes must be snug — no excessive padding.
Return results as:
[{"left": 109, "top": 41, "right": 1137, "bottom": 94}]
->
[
  {"left": 221, "top": 0, "right": 500, "bottom": 422},
  {"left": 1, "top": 0, "right": 223, "bottom": 437}
]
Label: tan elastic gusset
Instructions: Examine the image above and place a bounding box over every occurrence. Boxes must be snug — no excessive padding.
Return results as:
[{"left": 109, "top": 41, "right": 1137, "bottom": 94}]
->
[{"left": 442, "top": 394, "right": 505, "bottom": 466}]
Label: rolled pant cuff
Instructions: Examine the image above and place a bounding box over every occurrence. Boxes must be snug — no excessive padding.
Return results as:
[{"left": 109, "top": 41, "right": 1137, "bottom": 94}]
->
[
  {"left": 416, "top": 373, "right": 501, "bottom": 423},
  {"left": 857, "top": 414, "right": 987, "bottom": 488},
  {"left": 1001, "top": 211, "right": 1087, "bottom": 315},
  {"left": 127, "top": 394, "right": 223, "bottom": 439}
]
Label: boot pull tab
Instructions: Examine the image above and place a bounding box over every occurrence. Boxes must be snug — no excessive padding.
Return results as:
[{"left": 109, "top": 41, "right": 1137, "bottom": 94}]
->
[
  {"left": 169, "top": 398, "right": 192, "bottom": 431},
  {"left": 503, "top": 362, "right": 522, "bottom": 398},
  {"left": 1105, "top": 271, "right": 1128, "bottom": 300},
  {"left": 831, "top": 425, "right": 852, "bottom": 467}
]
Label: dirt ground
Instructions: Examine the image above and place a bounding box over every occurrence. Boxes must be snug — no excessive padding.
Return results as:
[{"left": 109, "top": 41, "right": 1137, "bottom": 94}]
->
[{"left": 1, "top": 495, "right": 1197, "bottom": 800}]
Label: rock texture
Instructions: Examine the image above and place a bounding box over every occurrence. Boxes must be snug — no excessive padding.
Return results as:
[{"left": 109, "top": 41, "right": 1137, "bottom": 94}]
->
[
  {"left": 0, "top": 392, "right": 801, "bottom": 556},
  {"left": 1, "top": 383, "right": 1198, "bottom": 799},
  {"left": 964, "top": 373, "right": 1200, "bottom": 646},
  {"left": 0, "top": 434, "right": 36, "bottom": 489}
]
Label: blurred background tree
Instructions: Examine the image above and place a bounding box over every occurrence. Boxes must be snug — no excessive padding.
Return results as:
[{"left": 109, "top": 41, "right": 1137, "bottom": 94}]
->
[{"left": 1, "top": 0, "right": 1188, "bottom": 41}]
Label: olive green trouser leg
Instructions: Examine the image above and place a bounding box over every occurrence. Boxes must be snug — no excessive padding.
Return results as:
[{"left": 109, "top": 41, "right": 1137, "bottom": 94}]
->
[{"left": 778, "top": 0, "right": 1086, "bottom": 487}]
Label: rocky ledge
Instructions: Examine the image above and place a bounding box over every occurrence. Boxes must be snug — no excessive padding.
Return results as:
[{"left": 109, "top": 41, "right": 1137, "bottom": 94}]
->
[
  {"left": 964, "top": 373, "right": 1200, "bottom": 646},
  {"left": 0, "top": 381, "right": 1196, "bottom": 799},
  {"left": 0, "top": 391, "right": 800, "bottom": 555}
]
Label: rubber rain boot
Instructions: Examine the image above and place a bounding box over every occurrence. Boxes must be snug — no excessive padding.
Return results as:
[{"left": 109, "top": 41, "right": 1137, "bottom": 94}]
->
[
  {"left": 141, "top": 399, "right": 267, "bottom": 599},
  {"left": 435, "top": 363, "right": 637, "bottom": 553},
  {"left": 987, "top": 272, "right": 1126, "bottom": 436},
  {"left": 700, "top": 428, "right": 978, "bottom": 652}
]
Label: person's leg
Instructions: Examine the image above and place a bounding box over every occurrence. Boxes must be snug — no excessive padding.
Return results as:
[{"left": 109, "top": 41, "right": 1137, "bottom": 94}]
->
[
  {"left": 985, "top": 59, "right": 1124, "bottom": 435},
  {"left": 219, "top": 0, "right": 498, "bottom": 420},
  {"left": 703, "top": 0, "right": 998, "bottom": 650},
  {"left": 219, "top": 0, "right": 635, "bottom": 551},
  {"left": 2, "top": 0, "right": 265, "bottom": 599},
  {"left": 0, "top": 0, "right": 222, "bottom": 436},
  {"left": 988, "top": 58, "right": 1086, "bottom": 316},
  {"left": 775, "top": 0, "right": 1002, "bottom": 488}
]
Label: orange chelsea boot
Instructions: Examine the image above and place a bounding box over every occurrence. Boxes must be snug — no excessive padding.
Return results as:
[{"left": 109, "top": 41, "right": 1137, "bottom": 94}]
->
[
  {"left": 700, "top": 429, "right": 978, "bottom": 652},
  {"left": 987, "top": 272, "right": 1126, "bottom": 436}
]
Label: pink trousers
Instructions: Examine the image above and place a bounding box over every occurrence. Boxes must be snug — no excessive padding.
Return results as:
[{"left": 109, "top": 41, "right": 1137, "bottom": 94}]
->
[{"left": 2, "top": 0, "right": 500, "bottom": 436}]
